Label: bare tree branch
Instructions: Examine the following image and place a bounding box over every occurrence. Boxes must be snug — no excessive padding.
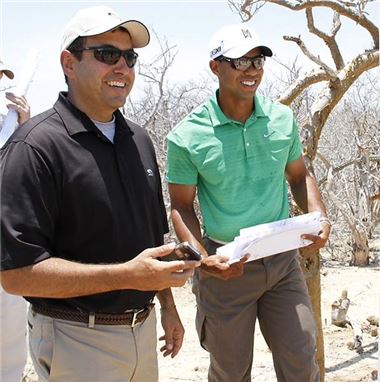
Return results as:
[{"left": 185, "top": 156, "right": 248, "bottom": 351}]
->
[
  {"left": 309, "top": 49, "right": 379, "bottom": 155},
  {"left": 137, "top": 34, "right": 178, "bottom": 130},
  {"left": 318, "top": 155, "right": 358, "bottom": 186},
  {"left": 228, "top": 0, "right": 266, "bottom": 20},
  {"left": 306, "top": 8, "right": 344, "bottom": 69},
  {"left": 230, "top": 0, "right": 378, "bottom": 47},
  {"left": 277, "top": 68, "right": 331, "bottom": 104},
  {"left": 326, "top": 167, "right": 362, "bottom": 232},
  {"left": 284, "top": 35, "right": 339, "bottom": 77}
]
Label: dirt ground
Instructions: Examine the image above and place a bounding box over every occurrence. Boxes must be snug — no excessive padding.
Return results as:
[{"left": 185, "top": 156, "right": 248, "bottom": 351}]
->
[
  {"left": 157, "top": 257, "right": 379, "bottom": 382},
  {"left": 23, "top": 254, "right": 379, "bottom": 382}
]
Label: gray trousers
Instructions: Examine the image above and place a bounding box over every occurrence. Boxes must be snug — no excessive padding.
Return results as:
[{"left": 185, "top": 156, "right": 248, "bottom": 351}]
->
[{"left": 193, "top": 238, "right": 320, "bottom": 382}]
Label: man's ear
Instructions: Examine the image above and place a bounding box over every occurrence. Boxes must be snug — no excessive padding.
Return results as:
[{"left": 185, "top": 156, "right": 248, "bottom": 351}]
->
[
  {"left": 61, "top": 50, "right": 76, "bottom": 80},
  {"left": 209, "top": 60, "right": 219, "bottom": 77}
]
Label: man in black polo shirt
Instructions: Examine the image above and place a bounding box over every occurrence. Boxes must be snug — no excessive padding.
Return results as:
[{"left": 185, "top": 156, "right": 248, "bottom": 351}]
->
[
  {"left": 1, "top": 57, "right": 30, "bottom": 382},
  {"left": 0, "top": 6, "right": 199, "bottom": 382}
]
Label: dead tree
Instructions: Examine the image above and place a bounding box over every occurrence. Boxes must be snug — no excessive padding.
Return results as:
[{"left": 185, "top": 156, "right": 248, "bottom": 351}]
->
[
  {"left": 317, "top": 75, "right": 379, "bottom": 265},
  {"left": 228, "top": 0, "right": 378, "bottom": 379}
]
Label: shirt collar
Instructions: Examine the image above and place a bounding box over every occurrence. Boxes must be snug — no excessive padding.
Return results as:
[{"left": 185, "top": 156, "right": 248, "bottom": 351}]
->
[
  {"left": 207, "top": 90, "right": 232, "bottom": 127},
  {"left": 253, "top": 94, "right": 266, "bottom": 118},
  {"left": 53, "top": 92, "right": 132, "bottom": 137},
  {"left": 207, "top": 89, "right": 267, "bottom": 127}
]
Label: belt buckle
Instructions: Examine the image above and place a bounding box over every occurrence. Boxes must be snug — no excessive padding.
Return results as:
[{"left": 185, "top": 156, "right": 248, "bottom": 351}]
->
[
  {"left": 131, "top": 307, "right": 145, "bottom": 328},
  {"left": 88, "top": 312, "right": 95, "bottom": 328}
]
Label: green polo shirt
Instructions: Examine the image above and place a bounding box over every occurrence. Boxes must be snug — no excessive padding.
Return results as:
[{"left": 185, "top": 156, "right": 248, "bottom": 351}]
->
[{"left": 166, "top": 91, "right": 303, "bottom": 243}]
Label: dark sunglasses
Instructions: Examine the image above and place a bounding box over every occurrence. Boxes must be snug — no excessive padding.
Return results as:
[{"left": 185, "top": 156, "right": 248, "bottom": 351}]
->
[
  {"left": 216, "top": 55, "right": 265, "bottom": 71},
  {"left": 70, "top": 46, "right": 138, "bottom": 68}
]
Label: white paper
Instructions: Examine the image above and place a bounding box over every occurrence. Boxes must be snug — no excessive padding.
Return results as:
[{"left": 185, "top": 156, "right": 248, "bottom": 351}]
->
[
  {"left": 0, "top": 49, "right": 39, "bottom": 147},
  {"left": 217, "top": 212, "right": 322, "bottom": 264}
]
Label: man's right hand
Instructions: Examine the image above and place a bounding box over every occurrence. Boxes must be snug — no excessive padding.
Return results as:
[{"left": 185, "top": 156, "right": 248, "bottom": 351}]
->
[
  {"left": 200, "top": 254, "right": 246, "bottom": 280},
  {"left": 125, "top": 243, "right": 201, "bottom": 291}
]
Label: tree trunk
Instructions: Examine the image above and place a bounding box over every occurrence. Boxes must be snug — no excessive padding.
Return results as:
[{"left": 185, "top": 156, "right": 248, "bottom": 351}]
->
[
  {"left": 299, "top": 248, "right": 325, "bottom": 381},
  {"left": 351, "top": 229, "right": 370, "bottom": 266}
]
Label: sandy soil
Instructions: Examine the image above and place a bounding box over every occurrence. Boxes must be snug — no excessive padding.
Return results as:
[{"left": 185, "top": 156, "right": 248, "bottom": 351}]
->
[
  {"left": 157, "top": 260, "right": 379, "bottom": 382},
  {"left": 22, "top": 257, "right": 379, "bottom": 382}
]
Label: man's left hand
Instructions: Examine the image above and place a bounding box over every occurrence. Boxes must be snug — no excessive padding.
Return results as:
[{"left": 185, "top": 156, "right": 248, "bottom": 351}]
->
[
  {"left": 159, "top": 305, "right": 184, "bottom": 358},
  {"left": 200, "top": 254, "right": 247, "bottom": 280}
]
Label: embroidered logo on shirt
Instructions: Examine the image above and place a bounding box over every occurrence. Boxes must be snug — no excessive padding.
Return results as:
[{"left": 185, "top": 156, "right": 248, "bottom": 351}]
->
[
  {"left": 146, "top": 169, "right": 154, "bottom": 177},
  {"left": 263, "top": 131, "right": 275, "bottom": 139}
]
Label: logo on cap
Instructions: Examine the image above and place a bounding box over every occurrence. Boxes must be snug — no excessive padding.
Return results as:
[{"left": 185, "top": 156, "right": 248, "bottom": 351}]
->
[
  {"left": 210, "top": 46, "right": 222, "bottom": 58},
  {"left": 241, "top": 29, "right": 252, "bottom": 39}
]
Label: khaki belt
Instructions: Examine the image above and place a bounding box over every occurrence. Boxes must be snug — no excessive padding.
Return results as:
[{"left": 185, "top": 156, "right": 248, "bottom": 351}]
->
[{"left": 32, "top": 303, "right": 154, "bottom": 328}]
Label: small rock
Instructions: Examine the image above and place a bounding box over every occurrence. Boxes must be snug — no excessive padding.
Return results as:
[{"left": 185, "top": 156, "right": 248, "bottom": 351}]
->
[{"left": 367, "top": 315, "right": 379, "bottom": 326}]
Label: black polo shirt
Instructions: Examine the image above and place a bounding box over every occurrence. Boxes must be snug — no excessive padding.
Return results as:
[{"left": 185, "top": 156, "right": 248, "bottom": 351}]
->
[{"left": 1, "top": 92, "right": 168, "bottom": 312}]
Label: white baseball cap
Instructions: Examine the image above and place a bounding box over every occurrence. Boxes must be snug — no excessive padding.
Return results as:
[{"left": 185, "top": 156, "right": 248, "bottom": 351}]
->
[
  {"left": 209, "top": 24, "right": 272, "bottom": 60},
  {"left": 61, "top": 6, "right": 150, "bottom": 51},
  {"left": 0, "top": 59, "right": 14, "bottom": 79}
]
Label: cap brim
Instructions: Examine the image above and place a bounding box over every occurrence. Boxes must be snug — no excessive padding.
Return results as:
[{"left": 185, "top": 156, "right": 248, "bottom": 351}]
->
[
  {"left": 259, "top": 46, "right": 273, "bottom": 57},
  {"left": 80, "top": 19, "right": 150, "bottom": 49},
  {"left": 0, "top": 69, "right": 14, "bottom": 79},
  {"left": 224, "top": 43, "right": 273, "bottom": 59},
  {"left": 62, "top": 18, "right": 150, "bottom": 51},
  {"left": 120, "top": 20, "right": 150, "bottom": 48}
]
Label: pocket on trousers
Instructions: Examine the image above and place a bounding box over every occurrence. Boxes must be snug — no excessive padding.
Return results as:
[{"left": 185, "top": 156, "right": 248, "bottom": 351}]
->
[
  {"left": 195, "top": 310, "right": 209, "bottom": 352},
  {"left": 28, "top": 313, "right": 56, "bottom": 380}
]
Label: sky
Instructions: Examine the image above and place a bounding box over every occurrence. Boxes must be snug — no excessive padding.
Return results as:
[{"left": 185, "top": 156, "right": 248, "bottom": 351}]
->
[{"left": 0, "top": 0, "right": 378, "bottom": 116}]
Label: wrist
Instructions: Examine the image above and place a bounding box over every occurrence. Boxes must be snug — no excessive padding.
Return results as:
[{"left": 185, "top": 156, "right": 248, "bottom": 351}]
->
[
  {"left": 320, "top": 216, "right": 331, "bottom": 226},
  {"left": 160, "top": 303, "right": 177, "bottom": 311}
]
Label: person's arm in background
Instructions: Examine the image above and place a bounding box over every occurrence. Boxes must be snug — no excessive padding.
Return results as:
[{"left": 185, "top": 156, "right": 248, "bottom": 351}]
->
[
  {"left": 286, "top": 156, "right": 331, "bottom": 251},
  {"left": 169, "top": 183, "right": 246, "bottom": 280},
  {"left": 169, "top": 185, "right": 203, "bottom": 246}
]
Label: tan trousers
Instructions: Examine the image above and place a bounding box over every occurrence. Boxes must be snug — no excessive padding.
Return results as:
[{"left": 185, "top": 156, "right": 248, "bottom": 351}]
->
[
  {"left": 0, "top": 288, "right": 27, "bottom": 382},
  {"left": 194, "top": 239, "right": 320, "bottom": 382},
  {"left": 28, "top": 306, "right": 158, "bottom": 382}
]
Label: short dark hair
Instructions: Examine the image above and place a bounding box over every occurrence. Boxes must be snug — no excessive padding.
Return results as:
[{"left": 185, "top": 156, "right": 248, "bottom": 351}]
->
[
  {"left": 64, "top": 36, "right": 87, "bottom": 84},
  {"left": 66, "top": 36, "right": 86, "bottom": 59}
]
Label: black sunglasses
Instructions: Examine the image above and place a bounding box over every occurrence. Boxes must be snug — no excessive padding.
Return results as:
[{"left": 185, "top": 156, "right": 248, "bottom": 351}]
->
[
  {"left": 216, "top": 55, "right": 265, "bottom": 71},
  {"left": 70, "top": 46, "right": 138, "bottom": 68}
]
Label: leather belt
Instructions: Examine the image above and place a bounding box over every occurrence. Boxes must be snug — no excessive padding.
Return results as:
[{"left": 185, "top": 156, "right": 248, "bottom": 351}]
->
[{"left": 32, "top": 303, "right": 155, "bottom": 328}]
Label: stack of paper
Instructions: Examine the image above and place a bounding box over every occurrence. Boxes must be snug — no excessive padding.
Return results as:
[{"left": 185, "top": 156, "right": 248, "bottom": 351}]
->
[{"left": 217, "top": 212, "right": 322, "bottom": 264}]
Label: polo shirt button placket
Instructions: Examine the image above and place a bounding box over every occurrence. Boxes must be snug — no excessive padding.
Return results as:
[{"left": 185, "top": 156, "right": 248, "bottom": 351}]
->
[{"left": 242, "top": 127, "right": 250, "bottom": 157}]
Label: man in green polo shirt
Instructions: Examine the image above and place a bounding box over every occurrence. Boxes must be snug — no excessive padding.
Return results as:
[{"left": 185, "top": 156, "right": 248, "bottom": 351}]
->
[{"left": 166, "top": 24, "right": 330, "bottom": 382}]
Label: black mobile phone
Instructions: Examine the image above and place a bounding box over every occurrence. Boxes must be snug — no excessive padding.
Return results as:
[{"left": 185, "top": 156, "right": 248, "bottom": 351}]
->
[{"left": 174, "top": 242, "right": 202, "bottom": 261}]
